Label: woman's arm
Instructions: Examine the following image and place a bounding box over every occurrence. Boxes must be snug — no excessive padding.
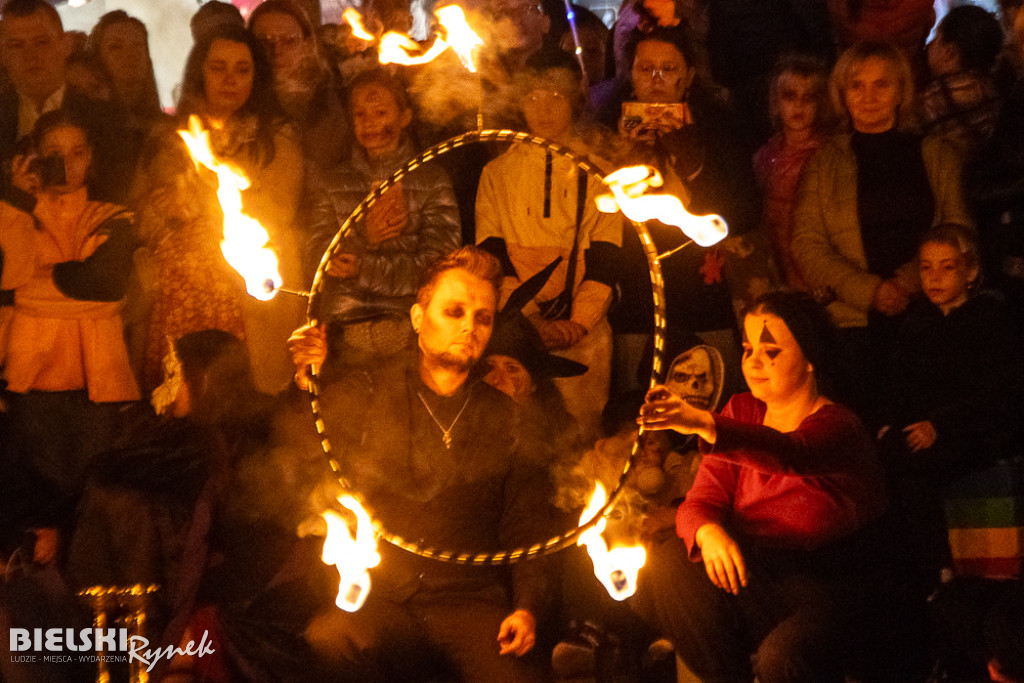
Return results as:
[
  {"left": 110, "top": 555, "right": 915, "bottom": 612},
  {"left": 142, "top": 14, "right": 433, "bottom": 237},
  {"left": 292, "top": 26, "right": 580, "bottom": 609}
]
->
[
  {"left": 642, "top": 386, "right": 870, "bottom": 475},
  {"left": 704, "top": 407, "right": 870, "bottom": 476},
  {"left": 791, "top": 147, "right": 882, "bottom": 313}
]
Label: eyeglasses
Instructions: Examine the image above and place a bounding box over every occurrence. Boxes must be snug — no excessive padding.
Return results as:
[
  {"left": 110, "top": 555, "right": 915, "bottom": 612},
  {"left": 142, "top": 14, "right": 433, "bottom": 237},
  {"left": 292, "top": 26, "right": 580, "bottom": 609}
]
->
[
  {"left": 632, "top": 65, "right": 684, "bottom": 81},
  {"left": 256, "top": 34, "right": 304, "bottom": 50}
]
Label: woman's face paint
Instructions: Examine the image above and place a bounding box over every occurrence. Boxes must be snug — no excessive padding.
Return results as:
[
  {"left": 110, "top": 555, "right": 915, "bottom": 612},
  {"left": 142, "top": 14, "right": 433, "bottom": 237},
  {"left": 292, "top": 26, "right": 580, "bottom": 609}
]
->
[
  {"left": 741, "top": 313, "right": 813, "bottom": 404},
  {"left": 760, "top": 320, "right": 779, "bottom": 365}
]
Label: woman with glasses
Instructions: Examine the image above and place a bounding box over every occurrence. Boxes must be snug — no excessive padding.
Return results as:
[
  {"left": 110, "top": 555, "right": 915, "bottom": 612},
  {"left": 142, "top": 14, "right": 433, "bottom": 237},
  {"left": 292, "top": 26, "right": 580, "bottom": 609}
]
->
[
  {"left": 601, "top": 25, "right": 760, "bottom": 398},
  {"left": 247, "top": 0, "right": 351, "bottom": 173}
]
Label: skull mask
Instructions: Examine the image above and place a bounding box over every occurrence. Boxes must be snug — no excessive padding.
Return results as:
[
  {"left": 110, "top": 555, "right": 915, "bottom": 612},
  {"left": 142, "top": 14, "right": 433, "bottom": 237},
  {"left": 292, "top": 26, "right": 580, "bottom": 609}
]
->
[{"left": 665, "top": 346, "right": 721, "bottom": 410}]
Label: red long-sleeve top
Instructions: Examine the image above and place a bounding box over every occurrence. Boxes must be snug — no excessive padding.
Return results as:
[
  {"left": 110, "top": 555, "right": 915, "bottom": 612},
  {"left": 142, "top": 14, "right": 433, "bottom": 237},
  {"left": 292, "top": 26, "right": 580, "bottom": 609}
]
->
[{"left": 676, "top": 393, "right": 887, "bottom": 560}]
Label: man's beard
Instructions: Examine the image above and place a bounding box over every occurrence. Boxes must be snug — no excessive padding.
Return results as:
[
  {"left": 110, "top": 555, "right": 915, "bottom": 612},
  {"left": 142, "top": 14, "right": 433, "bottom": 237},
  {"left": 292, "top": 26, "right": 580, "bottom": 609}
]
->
[{"left": 434, "top": 350, "right": 477, "bottom": 373}]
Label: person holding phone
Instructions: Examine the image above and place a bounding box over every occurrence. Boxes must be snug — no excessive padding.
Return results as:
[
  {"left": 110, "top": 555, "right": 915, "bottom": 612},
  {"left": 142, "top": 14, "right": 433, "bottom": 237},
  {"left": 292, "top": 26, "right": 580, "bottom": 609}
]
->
[
  {"left": 305, "top": 68, "right": 461, "bottom": 372},
  {"left": 602, "top": 25, "right": 760, "bottom": 398},
  {"left": 1, "top": 109, "right": 138, "bottom": 562}
]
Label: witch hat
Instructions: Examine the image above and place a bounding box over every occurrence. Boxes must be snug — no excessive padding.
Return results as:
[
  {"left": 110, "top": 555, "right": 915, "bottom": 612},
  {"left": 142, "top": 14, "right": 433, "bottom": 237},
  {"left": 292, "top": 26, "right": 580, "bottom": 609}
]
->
[{"left": 486, "top": 257, "right": 588, "bottom": 379}]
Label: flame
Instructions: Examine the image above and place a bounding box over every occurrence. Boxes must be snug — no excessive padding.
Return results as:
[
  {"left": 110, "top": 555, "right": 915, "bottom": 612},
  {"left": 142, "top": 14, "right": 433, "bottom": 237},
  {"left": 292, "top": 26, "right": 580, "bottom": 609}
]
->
[
  {"left": 378, "top": 31, "right": 449, "bottom": 67},
  {"left": 577, "top": 483, "right": 647, "bottom": 601},
  {"left": 343, "top": 8, "right": 376, "bottom": 42},
  {"left": 321, "top": 494, "right": 381, "bottom": 613},
  {"left": 374, "top": 5, "right": 483, "bottom": 72},
  {"left": 434, "top": 5, "right": 484, "bottom": 72},
  {"left": 596, "top": 165, "right": 729, "bottom": 248},
  {"left": 177, "top": 116, "right": 282, "bottom": 300}
]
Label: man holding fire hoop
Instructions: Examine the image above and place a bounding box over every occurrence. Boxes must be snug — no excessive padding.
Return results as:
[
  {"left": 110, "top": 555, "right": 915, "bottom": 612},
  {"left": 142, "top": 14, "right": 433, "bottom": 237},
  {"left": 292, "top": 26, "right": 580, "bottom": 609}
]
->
[{"left": 283, "top": 246, "right": 557, "bottom": 683}]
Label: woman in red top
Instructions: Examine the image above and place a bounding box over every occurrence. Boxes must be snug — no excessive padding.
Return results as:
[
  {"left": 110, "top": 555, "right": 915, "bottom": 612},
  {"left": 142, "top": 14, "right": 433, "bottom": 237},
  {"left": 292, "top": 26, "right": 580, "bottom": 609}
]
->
[{"left": 634, "top": 292, "right": 894, "bottom": 682}]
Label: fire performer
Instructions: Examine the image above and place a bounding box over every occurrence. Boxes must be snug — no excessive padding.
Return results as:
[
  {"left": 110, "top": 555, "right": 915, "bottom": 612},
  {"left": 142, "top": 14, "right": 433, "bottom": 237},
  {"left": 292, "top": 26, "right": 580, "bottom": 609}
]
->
[
  {"left": 634, "top": 291, "right": 903, "bottom": 681},
  {"left": 285, "top": 246, "right": 556, "bottom": 683}
]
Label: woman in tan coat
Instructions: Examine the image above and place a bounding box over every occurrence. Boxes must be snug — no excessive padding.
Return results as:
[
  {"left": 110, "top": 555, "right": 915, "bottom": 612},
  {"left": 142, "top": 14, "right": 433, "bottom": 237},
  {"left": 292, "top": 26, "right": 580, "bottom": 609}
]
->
[{"left": 791, "top": 41, "right": 972, "bottom": 422}]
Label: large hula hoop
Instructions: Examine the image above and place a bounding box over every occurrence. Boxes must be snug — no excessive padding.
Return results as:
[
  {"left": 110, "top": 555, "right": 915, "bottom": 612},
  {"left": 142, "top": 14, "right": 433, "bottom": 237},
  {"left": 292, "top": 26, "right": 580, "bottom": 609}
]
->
[{"left": 305, "top": 129, "right": 667, "bottom": 565}]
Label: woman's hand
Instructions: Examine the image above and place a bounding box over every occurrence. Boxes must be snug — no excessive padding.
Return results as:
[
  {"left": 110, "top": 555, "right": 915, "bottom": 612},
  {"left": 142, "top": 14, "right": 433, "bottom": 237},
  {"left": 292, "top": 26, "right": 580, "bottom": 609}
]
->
[
  {"left": 638, "top": 385, "right": 716, "bottom": 441},
  {"left": 903, "top": 421, "right": 937, "bottom": 452},
  {"left": 871, "top": 279, "right": 910, "bottom": 316},
  {"left": 497, "top": 609, "right": 536, "bottom": 656},
  {"left": 694, "top": 523, "right": 747, "bottom": 594},
  {"left": 287, "top": 323, "right": 327, "bottom": 390},
  {"left": 10, "top": 154, "right": 41, "bottom": 195}
]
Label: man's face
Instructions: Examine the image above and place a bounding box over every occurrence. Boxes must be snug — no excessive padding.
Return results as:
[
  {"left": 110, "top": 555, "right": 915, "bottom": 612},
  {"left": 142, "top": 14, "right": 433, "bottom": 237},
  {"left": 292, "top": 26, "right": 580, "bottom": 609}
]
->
[
  {"left": 0, "top": 10, "right": 69, "bottom": 103},
  {"left": 411, "top": 268, "right": 497, "bottom": 373},
  {"left": 488, "top": 0, "right": 549, "bottom": 53}
]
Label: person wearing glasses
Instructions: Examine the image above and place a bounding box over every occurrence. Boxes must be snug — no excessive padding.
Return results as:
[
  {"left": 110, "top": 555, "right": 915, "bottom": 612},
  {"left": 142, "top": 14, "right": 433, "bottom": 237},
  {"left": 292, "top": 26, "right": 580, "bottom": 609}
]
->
[
  {"left": 248, "top": 0, "right": 350, "bottom": 173},
  {"left": 601, "top": 25, "right": 760, "bottom": 399}
]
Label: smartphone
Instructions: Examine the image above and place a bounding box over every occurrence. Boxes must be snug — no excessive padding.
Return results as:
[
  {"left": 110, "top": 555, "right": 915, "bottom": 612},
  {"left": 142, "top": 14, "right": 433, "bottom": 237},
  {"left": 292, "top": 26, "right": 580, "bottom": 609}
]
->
[
  {"left": 621, "top": 102, "right": 686, "bottom": 134},
  {"left": 29, "top": 154, "right": 67, "bottom": 188}
]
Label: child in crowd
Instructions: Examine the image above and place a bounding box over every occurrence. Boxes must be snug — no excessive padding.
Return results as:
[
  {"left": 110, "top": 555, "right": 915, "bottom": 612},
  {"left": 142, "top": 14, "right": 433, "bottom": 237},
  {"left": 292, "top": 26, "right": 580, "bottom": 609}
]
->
[
  {"left": 753, "top": 54, "right": 832, "bottom": 292},
  {"left": 476, "top": 52, "right": 622, "bottom": 440},
  {"left": 922, "top": 5, "right": 1004, "bottom": 157},
  {"left": 881, "top": 224, "right": 1024, "bottom": 593},
  {"left": 2, "top": 110, "right": 138, "bottom": 560},
  {"left": 306, "top": 68, "right": 460, "bottom": 371}
]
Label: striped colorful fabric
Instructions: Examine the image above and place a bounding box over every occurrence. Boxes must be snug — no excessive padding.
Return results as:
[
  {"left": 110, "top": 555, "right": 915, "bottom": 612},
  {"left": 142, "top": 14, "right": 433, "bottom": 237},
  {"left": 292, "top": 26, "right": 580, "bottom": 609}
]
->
[{"left": 944, "top": 458, "right": 1024, "bottom": 579}]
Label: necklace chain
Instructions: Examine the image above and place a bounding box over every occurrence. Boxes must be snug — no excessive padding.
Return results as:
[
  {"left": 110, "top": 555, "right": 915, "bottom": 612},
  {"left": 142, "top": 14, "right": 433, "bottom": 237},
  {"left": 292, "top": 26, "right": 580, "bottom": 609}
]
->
[{"left": 417, "top": 388, "right": 472, "bottom": 449}]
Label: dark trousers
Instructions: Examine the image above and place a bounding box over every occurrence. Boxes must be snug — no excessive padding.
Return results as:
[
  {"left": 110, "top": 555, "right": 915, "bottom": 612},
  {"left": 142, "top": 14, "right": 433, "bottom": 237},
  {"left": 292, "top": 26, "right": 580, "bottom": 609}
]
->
[
  {"left": 631, "top": 527, "right": 914, "bottom": 683},
  {"left": 3, "top": 390, "right": 122, "bottom": 538},
  {"left": 305, "top": 585, "right": 546, "bottom": 683}
]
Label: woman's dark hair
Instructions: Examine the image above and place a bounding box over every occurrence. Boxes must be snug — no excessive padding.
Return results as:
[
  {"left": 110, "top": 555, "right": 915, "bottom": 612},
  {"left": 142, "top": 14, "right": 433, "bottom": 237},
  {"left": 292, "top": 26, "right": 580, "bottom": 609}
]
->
[
  {"left": 174, "top": 329, "right": 262, "bottom": 427},
  {"left": 936, "top": 5, "right": 1004, "bottom": 73},
  {"left": 247, "top": 0, "right": 314, "bottom": 39},
  {"left": 623, "top": 24, "right": 703, "bottom": 87},
  {"left": 31, "top": 109, "right": 92, "bottom": 153},
  {"left": 177, "top": 23, "right": 282, "bottom": 167},
  {"left": 86, "top": 11, "right": 162, "bottom": 118},
  {"left": 748, "top": 291, "right": 839, "bottom": 396}
]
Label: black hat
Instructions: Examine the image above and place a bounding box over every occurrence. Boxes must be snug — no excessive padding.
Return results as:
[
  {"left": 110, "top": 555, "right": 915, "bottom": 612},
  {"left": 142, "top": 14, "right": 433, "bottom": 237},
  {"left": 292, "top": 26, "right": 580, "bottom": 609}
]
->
[{"left": 486, "top": 258, "right": 588, "bottom": 379}]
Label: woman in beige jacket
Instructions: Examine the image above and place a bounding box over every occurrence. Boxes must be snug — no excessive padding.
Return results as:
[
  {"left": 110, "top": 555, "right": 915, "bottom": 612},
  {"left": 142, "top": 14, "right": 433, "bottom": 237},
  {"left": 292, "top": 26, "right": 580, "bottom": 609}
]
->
[{"left": 792, "top": 41, "right": 972, "bottom": 421}]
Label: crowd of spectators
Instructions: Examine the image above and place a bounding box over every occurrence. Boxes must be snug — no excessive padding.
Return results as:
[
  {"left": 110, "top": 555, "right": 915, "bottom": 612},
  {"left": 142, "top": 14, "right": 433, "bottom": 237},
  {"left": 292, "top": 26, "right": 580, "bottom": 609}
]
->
[{"left": 1, "top": 0, "right": 1024, "bottom": 680}]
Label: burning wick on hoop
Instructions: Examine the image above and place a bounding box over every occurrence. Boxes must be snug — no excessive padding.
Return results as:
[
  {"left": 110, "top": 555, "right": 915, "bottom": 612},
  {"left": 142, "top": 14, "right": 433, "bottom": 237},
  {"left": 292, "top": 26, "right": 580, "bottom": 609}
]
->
[
  {"left": 596, "top": 165, "right": 728, "bottom": 259},
  {"left": 263, "top": 279, "right": 310, "bottom": 298}
]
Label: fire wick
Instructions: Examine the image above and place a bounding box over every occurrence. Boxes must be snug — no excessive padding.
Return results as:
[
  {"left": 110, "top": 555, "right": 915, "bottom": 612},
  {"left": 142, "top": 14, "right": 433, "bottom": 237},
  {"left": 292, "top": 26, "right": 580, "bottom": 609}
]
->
[
  {"left": 656, "top": 239, "right": 693, "bottom": 262},
  {"left": 263, "top": 279, "right": 310, "bottom": 298}
]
